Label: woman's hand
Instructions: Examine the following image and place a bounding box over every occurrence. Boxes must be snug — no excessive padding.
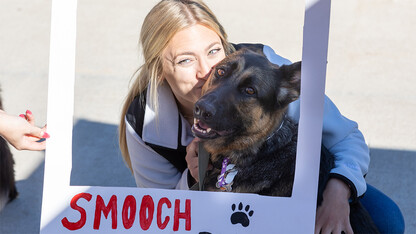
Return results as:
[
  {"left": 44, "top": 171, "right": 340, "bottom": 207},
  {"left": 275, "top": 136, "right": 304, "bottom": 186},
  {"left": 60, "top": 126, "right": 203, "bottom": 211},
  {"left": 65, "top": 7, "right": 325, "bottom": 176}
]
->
[
  {"left": 0, "top": 110, "right": 49, "bottom": 151},
  {"left": 186, "top": 137, "right": 200, "bottom": 182},
  {"left": 315, "top": 178, "right": 354, "bottom": 234}
]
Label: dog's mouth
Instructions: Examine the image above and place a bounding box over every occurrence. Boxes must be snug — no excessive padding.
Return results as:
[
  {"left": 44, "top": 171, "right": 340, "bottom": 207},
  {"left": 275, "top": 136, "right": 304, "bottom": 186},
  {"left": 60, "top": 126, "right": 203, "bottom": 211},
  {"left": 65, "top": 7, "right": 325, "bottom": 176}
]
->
[{"left": 192, "top": 118, "right": 234, "bottom": 139}]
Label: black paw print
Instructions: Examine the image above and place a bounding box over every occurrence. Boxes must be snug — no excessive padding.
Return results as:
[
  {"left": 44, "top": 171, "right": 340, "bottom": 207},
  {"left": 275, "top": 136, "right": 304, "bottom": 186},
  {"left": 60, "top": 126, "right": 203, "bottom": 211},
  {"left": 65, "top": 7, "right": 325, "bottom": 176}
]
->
[{"left": 230, "top": 202, "right": 254, "bottom": 227}]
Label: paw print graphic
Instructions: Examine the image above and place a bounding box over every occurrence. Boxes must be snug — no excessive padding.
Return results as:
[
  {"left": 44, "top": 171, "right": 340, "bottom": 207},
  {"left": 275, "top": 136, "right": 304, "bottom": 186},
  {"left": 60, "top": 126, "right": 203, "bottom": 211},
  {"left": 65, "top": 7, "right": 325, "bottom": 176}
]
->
[{"left": 230, "top": 202, "right": 254, "bottom": 227}]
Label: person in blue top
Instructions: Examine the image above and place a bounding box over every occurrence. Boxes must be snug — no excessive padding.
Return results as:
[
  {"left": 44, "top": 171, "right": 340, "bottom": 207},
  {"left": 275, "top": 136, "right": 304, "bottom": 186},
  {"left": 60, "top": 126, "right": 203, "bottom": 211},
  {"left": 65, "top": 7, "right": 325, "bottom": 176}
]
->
[{"left": 118, "top": 0, "right": 404, "bottom": 233}]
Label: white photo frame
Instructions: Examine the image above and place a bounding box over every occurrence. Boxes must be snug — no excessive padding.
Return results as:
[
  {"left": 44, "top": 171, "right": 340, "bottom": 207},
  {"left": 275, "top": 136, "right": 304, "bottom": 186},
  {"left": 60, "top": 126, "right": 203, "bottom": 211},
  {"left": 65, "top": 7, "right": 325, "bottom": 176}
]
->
[{"left": 40, "top": 0, "right": 331, "bottom": 233}]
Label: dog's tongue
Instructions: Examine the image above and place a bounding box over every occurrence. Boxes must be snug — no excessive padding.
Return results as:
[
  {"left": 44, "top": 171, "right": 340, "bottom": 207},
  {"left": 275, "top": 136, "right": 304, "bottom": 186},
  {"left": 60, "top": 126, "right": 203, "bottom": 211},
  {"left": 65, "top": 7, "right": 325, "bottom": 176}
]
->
[{"left": 198, "top": 121, "right": 210, "bottom": 130}]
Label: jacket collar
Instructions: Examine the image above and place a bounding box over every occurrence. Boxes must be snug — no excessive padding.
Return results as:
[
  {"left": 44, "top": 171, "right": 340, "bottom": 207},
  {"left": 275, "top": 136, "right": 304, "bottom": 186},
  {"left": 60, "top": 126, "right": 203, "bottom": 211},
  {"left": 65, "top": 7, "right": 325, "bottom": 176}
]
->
[
  {"left": 142, "top": 81, "right": 179, "bottom": 149},
  {"left": 142, "top": 82, "right": 194, "bottom": 149}
]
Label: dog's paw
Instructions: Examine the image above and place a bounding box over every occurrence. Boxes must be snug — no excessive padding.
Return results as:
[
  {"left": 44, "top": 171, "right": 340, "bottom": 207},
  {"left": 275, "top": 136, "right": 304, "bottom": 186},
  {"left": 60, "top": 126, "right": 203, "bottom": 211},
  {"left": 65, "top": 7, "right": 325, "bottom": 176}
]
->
[{"left": 230, "top": 202, "right": 254, "bottom": 227}]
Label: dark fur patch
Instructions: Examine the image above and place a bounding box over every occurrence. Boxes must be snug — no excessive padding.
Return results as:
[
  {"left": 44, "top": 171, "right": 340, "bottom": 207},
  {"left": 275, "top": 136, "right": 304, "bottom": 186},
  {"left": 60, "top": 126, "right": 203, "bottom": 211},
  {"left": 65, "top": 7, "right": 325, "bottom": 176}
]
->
[{"left": 0, "top": 86, "right": 18, "bottom": 211}]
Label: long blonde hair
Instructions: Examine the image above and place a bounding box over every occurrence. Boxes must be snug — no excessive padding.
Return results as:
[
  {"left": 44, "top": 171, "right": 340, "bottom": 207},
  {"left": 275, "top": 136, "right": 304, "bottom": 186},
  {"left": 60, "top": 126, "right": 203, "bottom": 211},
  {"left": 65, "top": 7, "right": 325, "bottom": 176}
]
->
[{"left": 119, "top": 0, "right": 235, "bottom": 171}]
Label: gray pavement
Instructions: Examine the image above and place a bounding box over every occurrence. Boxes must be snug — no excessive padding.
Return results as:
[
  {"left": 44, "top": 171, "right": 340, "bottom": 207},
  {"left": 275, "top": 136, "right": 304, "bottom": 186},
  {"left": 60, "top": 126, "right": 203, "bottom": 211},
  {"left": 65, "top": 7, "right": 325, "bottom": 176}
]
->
[{"left": 0, "top": 0, "right": 415, "bottom": 233}]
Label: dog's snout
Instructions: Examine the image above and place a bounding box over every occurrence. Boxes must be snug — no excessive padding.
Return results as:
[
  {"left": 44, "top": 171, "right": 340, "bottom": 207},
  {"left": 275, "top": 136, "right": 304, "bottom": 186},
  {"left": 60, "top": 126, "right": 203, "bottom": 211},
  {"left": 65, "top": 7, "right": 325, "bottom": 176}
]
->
[
  {"left": 202, "top": 109, "right": 213, "bottom": 120},
  {"left": 194, "top": 100, "right": 216, "bottom": 121}
]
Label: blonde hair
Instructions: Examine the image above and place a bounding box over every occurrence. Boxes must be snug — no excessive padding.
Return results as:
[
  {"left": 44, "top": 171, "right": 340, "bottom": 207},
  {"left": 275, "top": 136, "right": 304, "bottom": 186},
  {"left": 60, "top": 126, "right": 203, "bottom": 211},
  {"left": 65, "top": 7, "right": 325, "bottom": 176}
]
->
[{"left": 119, "top": 0, "right": 235, "bottom": 171}]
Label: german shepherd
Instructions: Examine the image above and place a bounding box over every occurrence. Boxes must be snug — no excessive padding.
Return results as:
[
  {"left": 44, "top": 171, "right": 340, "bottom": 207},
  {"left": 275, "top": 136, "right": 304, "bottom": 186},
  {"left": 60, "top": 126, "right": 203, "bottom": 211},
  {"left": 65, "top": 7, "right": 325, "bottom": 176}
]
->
[
  {"left": 0, "top": 87, "right": 18, "bottom": 212},
  {"left": 192, "top": 48, "right": 379, "bottom": 233}
]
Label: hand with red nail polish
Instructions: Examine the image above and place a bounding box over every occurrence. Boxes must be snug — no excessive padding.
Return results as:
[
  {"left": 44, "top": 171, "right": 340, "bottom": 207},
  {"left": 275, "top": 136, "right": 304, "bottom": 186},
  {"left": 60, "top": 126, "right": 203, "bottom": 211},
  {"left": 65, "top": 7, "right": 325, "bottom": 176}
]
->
[{"left": 0, "top": 109, "right": 49, "bottom": 151}]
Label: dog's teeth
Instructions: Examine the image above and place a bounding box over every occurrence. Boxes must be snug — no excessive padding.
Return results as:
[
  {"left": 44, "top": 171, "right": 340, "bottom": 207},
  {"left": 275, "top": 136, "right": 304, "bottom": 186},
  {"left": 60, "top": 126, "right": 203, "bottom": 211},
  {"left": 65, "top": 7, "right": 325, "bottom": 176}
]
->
[
  {"left": 194, "top": 118, "right": 197, "bottom": 124},
  {"left": 207, "top": 128, "right": 212, "bottom": 133}
]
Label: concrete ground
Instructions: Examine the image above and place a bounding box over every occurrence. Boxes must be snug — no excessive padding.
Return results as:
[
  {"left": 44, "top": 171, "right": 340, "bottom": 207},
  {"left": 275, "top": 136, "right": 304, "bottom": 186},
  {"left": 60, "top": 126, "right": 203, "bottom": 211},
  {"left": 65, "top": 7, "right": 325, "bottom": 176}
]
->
[{"left": 0, "top": 0, "right": 415, "bottom": 233}]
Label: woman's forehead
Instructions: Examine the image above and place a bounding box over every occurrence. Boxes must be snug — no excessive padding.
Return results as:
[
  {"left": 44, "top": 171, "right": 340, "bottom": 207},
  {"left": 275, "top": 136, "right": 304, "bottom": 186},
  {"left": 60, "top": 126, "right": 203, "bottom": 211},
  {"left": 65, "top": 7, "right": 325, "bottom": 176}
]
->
[{"left": 164, "top": 24, "right": 222, "bottom": 59}]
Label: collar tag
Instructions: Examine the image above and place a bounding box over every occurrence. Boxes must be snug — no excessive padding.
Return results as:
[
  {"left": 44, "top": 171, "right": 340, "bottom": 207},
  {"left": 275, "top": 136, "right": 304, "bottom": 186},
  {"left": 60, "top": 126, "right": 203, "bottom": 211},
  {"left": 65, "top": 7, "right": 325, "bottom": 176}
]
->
[{"left": 216, "top": 158, "right": 238, "bottom": 192}]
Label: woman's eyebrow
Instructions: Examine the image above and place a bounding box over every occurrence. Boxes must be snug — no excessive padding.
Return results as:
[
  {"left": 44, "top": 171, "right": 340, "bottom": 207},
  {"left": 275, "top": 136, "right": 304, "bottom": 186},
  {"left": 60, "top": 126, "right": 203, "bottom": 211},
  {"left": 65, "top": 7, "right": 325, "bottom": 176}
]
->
[{"left": 206, "top": 41, "right": 222, "bottom": 51}]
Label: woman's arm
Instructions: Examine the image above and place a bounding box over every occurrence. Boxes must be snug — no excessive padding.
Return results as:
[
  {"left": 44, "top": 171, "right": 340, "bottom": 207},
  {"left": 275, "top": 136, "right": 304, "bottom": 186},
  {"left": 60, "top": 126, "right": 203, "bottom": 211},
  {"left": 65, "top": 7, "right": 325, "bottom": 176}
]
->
[{"left": 287, "top": 97, "right": 369, "bottom": 199}]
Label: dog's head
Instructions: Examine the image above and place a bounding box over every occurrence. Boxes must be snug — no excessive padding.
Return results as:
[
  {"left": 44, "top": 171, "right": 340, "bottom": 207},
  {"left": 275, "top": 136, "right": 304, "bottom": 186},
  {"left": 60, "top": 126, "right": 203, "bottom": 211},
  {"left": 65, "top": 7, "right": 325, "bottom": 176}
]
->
[{"left": 192, "top": 49, "right": 301, "bottom": 154}]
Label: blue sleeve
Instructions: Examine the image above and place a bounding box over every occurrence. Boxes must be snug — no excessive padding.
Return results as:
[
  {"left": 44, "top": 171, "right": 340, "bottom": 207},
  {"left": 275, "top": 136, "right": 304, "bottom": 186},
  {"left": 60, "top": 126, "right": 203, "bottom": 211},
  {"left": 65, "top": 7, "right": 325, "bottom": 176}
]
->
[
  {"left": 287, "top": 98, "right": 369, "bottom": 199},
  {"left": 264, "top": 44, "right": 369, "bottom": 199}
]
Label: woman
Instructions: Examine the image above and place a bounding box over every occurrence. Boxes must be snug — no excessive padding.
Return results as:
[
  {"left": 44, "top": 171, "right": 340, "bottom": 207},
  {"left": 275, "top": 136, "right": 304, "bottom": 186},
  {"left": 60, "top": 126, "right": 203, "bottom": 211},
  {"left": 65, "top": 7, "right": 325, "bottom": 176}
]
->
[{"left": 119, "top": 0, "right": 404, "bottom": 233}]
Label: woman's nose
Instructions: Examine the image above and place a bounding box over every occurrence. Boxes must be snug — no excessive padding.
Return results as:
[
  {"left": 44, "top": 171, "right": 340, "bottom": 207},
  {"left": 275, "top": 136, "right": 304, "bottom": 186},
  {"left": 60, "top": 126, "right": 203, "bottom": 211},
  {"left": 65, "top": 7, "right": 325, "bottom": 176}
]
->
[{"left": 197, "top": 59, "right": 211, "bottom": 80}]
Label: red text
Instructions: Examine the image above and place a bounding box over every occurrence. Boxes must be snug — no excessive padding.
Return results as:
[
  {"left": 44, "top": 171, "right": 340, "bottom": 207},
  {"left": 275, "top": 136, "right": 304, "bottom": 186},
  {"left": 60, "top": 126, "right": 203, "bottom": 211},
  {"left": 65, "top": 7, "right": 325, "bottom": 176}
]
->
[{"left": 61, "top": 193, "right": 191, "bottom": 231}]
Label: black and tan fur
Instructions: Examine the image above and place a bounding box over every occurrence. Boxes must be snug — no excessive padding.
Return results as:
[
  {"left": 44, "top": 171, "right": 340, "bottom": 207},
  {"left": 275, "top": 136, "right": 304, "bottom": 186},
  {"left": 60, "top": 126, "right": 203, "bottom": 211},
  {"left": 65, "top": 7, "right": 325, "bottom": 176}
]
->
[
  {"left": 0, "top": 87, "right": 18, "bottom": 212},
  {"left": 192, "top": 48, "right": 379, "bottom": 233}
]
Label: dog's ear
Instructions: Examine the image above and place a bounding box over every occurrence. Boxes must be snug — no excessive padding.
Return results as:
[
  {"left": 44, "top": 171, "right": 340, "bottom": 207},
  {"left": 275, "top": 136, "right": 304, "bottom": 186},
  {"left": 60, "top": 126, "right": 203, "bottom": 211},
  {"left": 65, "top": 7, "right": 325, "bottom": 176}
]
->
[{"left": 276, "top": 61, "right": 301, "bottom": 106}]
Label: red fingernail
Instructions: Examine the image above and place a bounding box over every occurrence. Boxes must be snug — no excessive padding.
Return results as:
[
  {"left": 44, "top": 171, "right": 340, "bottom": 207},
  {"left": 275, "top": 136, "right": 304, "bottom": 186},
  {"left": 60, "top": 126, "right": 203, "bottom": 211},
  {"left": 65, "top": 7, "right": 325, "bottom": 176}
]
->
[
  {"left": 42, "top": 132, "right": 50, "bottom": 139},
  {"left": 19, "top": 114, "right": 26, "bottom": 118},
  {"left": 26, "top": 110, "right": 32, "bottom": 115}
]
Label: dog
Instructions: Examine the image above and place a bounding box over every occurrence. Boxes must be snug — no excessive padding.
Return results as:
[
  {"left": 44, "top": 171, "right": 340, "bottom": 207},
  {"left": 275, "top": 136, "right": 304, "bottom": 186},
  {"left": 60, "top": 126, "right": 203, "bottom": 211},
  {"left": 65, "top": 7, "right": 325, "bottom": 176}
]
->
[
  {"left": 0, "top": 86, "right": 18, "bottom": 212},
  {"left": 192, "top": 48, "right": 379, "bottom": 233}
]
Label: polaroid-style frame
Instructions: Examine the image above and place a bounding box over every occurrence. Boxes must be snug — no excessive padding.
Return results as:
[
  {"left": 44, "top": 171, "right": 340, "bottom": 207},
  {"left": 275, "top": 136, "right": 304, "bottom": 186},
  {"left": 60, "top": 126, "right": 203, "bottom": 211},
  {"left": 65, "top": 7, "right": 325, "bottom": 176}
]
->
[{"left": 40, "top": 0, "right": 331, "bottom": 233}]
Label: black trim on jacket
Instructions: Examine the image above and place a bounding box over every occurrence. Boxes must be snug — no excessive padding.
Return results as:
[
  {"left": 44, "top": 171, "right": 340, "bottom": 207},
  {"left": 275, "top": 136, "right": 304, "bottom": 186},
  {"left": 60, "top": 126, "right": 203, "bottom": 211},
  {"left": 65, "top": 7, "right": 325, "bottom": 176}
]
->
[{"left": 126, "top": 92, "right": 188, "bottom": 173}]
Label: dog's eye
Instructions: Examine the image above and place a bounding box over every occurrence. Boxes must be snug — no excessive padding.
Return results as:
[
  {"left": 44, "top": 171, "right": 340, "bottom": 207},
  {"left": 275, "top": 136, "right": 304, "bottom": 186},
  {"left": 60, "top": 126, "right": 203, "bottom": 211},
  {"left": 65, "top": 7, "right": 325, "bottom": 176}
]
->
[
  {"left": 245, "top": 87, "right": 256, "bottom": 95},
  {"left": 217, "top": 68, "right": 225, "bottom": 76}
]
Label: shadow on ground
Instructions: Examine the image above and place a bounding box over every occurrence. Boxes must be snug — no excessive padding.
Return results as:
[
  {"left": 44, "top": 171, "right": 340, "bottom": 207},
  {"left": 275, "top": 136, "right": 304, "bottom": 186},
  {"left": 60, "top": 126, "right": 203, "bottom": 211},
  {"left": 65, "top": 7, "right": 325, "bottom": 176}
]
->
[
  {"left": 366, "top": 148, "right": 416, "bottom": 233},
  {"left": 70, "top": 119, "right": 135, "bottom": 187},
  {"left": 0, "top": 119, "right": 414, "bottom": 233}
]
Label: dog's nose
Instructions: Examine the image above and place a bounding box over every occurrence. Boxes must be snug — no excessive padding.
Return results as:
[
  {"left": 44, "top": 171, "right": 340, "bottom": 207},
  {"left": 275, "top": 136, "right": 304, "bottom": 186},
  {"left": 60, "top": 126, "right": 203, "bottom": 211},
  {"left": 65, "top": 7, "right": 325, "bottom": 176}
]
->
[{"left": 194, "top": 100, "right": 215, "bottom": 121}]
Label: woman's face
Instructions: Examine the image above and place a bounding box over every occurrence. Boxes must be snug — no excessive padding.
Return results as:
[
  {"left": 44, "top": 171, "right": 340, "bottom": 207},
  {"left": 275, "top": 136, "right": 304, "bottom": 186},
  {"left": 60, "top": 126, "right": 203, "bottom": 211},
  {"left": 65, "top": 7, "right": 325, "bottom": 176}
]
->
[{"left": 162, "top": 24, "right": 226, "bottom": 115}]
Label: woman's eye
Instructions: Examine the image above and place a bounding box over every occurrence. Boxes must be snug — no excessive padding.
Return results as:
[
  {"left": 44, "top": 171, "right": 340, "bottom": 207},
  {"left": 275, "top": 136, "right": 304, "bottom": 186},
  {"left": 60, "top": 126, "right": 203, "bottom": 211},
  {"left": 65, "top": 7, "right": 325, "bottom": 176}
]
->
[
  {"left": 245, "top": 87, "right": 255, "bottom": 95},
  {"left": 209, "top": 48, "right": 221, "bottom": 55},
  {"left": 177, "top": 58, "right": 191, "bottom": 65}
]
